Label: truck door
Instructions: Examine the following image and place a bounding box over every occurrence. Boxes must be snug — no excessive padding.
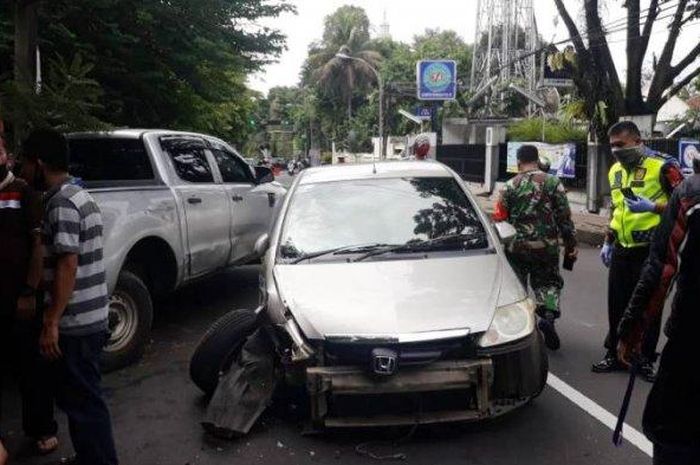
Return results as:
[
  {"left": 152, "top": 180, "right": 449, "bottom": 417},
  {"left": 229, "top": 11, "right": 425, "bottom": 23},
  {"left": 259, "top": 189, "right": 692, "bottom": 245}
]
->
[
  {"left": 208, "top": 142, "right": 276, "bottom": 264},
  {"left": 160, "top": 137, "right": 231, "bottom": 277}
]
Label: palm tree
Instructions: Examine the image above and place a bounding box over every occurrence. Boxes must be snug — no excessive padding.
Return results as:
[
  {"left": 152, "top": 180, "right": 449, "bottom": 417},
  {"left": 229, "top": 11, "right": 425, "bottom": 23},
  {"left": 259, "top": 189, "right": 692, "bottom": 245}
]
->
[{"left": 308, "top": 26, "right": 382, "bottom": 119}]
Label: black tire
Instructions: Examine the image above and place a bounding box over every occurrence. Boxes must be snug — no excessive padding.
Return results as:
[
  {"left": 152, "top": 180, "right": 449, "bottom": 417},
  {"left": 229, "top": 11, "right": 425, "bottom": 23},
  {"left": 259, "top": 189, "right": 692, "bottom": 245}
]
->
[
  {"left": 101, "top": 270, "right": 154, "bottom": 372},
  {"left": 189, "top": 309, "right": 258, "bottom": 396},
  {"left": 531, "top": 331, "right": 550, "bottom": 400}
]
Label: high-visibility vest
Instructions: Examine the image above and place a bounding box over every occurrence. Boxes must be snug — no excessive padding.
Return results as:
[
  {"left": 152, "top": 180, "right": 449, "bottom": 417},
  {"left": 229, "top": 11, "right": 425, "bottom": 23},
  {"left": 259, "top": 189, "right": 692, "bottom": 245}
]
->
[{"left": 608, "top": 155, "right": 668, "bottom": 248}]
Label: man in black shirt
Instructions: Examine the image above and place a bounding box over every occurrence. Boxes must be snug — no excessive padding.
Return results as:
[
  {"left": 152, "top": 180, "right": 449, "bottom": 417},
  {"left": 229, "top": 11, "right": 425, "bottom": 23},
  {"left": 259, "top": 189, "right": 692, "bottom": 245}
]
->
[
  {"left": 0, "top": 134, "right": 58, "bottom": 460},
  {"left": 618, "top": 149, "right": 700, "bottom": 464}
]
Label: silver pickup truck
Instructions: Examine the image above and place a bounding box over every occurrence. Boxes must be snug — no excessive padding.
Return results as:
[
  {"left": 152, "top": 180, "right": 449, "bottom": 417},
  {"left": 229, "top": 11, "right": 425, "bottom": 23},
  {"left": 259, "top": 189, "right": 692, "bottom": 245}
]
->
[{"left": 66, "top": 130, "right": 286, "bottom": 371}]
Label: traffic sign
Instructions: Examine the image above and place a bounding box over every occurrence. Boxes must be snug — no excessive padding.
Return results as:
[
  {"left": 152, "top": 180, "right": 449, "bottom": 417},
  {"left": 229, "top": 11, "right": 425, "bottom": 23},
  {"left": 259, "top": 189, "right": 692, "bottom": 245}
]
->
[
  {"left": 414, "top": 107, "right": 433, "bottom": 121},
  {"left": 416, "top": 60, "right": 457, "bottom": 101}
]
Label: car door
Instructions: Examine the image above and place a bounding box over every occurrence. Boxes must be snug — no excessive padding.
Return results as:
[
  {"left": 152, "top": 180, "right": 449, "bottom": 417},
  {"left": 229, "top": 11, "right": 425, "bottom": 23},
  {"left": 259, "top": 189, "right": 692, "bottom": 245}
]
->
[
  {"left": 160, "top": 136, "right": 231, "bottom": 277},
  {"left": 209, "top": 142, "right": 277, "bottom": 264}
]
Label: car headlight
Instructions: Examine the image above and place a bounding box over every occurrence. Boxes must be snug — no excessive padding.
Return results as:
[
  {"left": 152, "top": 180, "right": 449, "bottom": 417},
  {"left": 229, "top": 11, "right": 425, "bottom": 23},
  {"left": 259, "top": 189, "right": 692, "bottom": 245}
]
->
[{"left": 479, "top": 298, "right": 536, "bottom": 348}]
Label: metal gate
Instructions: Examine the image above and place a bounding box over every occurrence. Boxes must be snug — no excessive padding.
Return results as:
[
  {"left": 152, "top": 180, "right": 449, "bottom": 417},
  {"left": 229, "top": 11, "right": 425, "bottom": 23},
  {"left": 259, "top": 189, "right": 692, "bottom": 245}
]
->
[{"left": 437, "top": 145, "right": 486, "bottom": 183}]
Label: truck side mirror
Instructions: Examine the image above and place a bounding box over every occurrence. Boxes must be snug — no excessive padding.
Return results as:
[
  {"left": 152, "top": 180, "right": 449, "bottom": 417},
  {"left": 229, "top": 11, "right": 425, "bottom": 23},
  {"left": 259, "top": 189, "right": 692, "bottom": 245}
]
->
[
  {"left": 494, "top": 222, "right": 517, "bottom": 244},
  {"left": 255, "top": 166, "right": 274, "bottom": 184}
]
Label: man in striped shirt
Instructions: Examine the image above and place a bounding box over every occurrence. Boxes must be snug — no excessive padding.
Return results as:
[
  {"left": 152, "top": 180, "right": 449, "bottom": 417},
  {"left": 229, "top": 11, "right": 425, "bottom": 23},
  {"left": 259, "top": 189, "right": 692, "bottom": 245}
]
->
[{"left": 26, "top": 129, "right": 118, "bottom": 465}]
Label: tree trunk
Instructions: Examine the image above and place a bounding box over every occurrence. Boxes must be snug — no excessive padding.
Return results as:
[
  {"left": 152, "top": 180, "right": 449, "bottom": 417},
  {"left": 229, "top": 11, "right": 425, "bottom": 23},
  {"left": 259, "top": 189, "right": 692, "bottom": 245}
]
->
[
  {"left": 347, "top": 93, "right": 352, "bottom": 119},
  {"left": 14, "top": 0, "right": 39, "bottom": 86}
]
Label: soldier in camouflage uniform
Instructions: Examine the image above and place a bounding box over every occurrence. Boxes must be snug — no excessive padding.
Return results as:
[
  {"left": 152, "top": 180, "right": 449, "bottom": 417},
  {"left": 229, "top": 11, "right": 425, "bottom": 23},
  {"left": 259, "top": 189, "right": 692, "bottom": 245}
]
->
[{"left": 493, "top": 145, "right": 578, "bottom": 350}]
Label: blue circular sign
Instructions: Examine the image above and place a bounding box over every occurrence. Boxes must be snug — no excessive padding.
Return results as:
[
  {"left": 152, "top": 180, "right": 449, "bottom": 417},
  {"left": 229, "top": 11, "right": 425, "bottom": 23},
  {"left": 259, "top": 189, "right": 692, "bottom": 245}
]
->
[{"left": 422, "top": 62, "right": 453, "bottom": 92}]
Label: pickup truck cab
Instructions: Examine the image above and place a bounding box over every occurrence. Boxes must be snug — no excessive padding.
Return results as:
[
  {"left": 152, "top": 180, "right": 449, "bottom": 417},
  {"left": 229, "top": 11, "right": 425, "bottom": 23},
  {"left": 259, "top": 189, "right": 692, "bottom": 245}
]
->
[{"left": 66, "top": 130, "right": 286, "bottom": 371}]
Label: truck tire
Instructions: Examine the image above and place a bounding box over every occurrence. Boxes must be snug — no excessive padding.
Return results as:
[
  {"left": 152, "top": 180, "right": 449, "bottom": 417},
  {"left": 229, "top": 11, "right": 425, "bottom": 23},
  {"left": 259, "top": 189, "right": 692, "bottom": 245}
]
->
[
  {"left": 189, "top": 309, "right": 258, "bottom": 396},
  {"left": 101, "top": 270, "right": 154, "bottom": 372}
]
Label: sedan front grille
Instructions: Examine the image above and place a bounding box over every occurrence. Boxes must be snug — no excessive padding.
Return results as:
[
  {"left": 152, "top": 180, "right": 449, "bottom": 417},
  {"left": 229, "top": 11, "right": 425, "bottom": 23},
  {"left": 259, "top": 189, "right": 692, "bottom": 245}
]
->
[{"left": 323, "top": 337, "right": 478, "bottom": 368}]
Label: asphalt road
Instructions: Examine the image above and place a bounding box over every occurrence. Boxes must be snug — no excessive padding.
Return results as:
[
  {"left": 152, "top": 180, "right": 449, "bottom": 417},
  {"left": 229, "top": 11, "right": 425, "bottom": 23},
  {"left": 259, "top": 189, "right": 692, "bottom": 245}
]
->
[{"left": 1, "top": 245, "right": 661, "bottom": 465}]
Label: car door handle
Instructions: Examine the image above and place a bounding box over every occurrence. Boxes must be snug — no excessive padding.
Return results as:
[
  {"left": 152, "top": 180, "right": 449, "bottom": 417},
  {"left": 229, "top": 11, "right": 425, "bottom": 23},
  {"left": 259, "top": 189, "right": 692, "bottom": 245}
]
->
[
  {"left": 187, "top": 197, "right": 202, "bottom": 205},
  {"left": 231, "top": 195, "right": 244, "bottom": 202}
]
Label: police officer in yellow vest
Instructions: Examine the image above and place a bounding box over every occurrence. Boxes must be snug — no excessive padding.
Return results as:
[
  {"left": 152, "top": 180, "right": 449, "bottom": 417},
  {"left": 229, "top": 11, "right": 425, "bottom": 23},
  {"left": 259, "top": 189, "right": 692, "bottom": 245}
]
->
[{"left": 592, "top": 121, "right": 684, "bottom": 381}]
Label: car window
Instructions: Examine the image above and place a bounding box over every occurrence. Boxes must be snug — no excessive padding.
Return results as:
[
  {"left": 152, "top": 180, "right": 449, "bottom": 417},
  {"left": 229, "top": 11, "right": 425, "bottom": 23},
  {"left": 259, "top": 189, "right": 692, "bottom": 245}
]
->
[
  {"left": 211, "top": 148, "right": 254, "bottom": 183},
  {"left": 278, "top": 177, "right": 488, "bottom": 262},
  {"left": 68, "top": 138, "right": 154, "bottom": 181},
  {"left": 160, "top": 138, "right": 214, "bottom": 183}
]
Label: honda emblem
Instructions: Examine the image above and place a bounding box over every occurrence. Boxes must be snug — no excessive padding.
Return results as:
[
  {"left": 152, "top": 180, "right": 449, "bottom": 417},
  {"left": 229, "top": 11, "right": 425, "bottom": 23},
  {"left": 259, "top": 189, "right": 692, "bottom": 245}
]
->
[{"left": 371, "top": 348, "right": 398, "bottom": 376}]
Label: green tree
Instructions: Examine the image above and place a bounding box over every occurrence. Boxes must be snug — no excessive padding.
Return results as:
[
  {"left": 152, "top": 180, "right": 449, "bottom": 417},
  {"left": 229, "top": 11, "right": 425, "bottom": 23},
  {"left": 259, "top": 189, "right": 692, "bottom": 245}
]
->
[
  {"left": 553, "top": 0, "right": 700, "bottom": 140},
  {"left": 0, "top": 0, "right": 294, "bottom": 147},
  {"left": 305, "top": 6, "right": 382, "bottom": 118}
]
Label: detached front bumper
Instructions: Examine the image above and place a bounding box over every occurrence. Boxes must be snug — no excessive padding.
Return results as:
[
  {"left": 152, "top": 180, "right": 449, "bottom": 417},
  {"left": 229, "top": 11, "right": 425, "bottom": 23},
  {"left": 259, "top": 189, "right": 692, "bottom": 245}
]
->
[{"left": 304, "top": 331, "right": 546, "bottom": 428}]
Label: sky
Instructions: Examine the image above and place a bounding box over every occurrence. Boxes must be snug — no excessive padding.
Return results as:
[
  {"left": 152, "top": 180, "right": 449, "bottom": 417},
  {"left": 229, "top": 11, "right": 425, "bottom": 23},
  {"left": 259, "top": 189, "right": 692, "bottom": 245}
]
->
[{"left": 248, "top": 0, "right": 700, "bottom": 95}]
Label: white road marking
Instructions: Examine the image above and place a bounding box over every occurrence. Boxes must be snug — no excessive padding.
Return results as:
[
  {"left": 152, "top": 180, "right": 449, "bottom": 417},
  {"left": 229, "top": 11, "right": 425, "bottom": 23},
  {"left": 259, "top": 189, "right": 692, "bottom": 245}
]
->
[{"left": 546, "top": 372, "right": 653, "bottom": 457}]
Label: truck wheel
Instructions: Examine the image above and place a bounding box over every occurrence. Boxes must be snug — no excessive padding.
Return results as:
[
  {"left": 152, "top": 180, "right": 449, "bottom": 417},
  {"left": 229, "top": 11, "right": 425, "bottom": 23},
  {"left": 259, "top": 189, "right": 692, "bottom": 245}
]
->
[
  {"left": 189, "top": 309, "right": 258, "bottom": 396},
  {"left": 101, "top": 270, "right": 154, "bottom": 372}
]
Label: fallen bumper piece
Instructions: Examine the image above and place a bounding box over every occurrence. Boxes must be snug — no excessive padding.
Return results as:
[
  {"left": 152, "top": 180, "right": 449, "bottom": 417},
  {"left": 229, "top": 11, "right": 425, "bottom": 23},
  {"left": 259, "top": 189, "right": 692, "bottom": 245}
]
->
[{"left": 202, "top": 329, "right": 279, "bottom": 438}]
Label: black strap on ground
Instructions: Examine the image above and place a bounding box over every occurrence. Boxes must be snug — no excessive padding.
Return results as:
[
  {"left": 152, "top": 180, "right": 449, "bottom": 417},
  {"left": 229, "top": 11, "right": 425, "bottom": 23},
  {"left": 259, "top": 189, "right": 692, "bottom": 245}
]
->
[{"left": 613, "top": 360, "right": 639, "bottom": 447}]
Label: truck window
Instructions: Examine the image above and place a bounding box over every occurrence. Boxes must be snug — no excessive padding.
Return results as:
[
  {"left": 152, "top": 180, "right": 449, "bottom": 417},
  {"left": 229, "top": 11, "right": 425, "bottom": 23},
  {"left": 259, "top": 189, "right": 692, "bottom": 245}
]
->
[
  {"left": 211, "top": 148, "right": 254, "bottom": 184},
  {"left": 161, "top": 138, "right": 214, "bottom": 183},
  {"left": 68, "top": 138, "right": 154, "bottom": 182}
]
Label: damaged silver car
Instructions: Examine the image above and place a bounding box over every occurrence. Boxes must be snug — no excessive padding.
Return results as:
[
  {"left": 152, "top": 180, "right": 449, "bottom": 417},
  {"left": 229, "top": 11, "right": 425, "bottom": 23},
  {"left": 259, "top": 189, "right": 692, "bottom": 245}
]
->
[{"left": 190, "top": 161, "right": 548, "bottom": 437}]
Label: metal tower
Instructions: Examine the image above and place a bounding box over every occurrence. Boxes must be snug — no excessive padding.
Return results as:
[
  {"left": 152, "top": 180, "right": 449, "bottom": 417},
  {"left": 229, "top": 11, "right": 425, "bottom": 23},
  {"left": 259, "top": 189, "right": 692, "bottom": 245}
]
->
[
  {"left": 469, "top": 0, "right": 538, "bottom": 116},
  {"left": 379, "top": 10, "right": 391, "bottom": 39}
]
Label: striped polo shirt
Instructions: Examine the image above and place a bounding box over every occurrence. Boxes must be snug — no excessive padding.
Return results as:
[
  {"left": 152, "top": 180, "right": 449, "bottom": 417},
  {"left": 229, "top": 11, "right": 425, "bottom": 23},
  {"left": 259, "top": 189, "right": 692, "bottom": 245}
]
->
[{"left": 43, "top": 181, "right": 108, "bottom": 336}]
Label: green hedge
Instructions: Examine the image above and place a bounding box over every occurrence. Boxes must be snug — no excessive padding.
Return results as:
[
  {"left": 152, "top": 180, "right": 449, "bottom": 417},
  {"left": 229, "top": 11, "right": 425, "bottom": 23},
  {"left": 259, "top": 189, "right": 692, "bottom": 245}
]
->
[{"left": 508, "top": 118, "right": 587, "bottom": 144}]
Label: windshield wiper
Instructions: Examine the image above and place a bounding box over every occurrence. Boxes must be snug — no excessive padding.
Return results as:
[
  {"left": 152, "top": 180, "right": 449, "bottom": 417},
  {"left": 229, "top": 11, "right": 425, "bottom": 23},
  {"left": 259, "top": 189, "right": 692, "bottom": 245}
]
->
[
  {"left": 353, "top": 233, "right": 488, "bottom": 262},
  {"left": 289, "top": 243, "right": 399, "bottom": 264}
]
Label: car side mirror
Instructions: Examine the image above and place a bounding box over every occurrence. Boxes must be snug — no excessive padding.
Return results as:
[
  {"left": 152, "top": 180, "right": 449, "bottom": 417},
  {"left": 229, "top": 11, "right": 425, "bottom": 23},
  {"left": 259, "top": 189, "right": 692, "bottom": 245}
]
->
[
  {"left": 494, "top": 222, "right": 517, "bottom": 244},
  {"left": 255, "top": 166, "right": 274, "bottom": 184},
  {"left": 254, "top": 233, "right": 270, "bottom": 257}
]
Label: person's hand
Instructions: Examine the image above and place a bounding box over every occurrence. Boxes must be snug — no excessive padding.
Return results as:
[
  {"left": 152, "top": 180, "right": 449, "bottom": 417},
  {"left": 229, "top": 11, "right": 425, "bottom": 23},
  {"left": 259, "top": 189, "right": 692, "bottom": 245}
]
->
[
  {"left": 565, "top": 246, "right": 579, "bottom": 260},
  {"left": 617, "top": 338, "right": 641, "bottom": 368},
  {"left": 625, "top": 196, "right": 656, "bottom": 213},
  {"left": 40, "top": 320, "right": 62, "bottom": 361},
  {"left": 16, "top": 295, "right": 37, "bottom": 321},
  {"left": 600, "top": 242, "right": 613, "bottom": 268}
]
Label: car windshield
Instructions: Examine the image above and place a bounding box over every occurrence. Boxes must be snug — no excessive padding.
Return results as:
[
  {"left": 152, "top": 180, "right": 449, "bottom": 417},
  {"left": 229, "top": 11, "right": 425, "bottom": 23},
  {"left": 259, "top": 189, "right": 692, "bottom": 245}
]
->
[{"left": 278, "top": 176, "right": 489, "bottom": 263}]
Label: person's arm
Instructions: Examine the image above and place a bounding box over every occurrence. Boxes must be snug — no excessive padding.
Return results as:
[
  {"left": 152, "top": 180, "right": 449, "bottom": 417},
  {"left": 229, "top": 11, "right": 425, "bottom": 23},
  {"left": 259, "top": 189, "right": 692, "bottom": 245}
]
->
[
  {"left": 40, "top": 199, "right": 81, "bottom": 360},
  {"left": 16, "top": 184, "right": 44, "bottom": 319},
  {"left": 617, "top": 187, "right": 687, "bottom": 362},
  {"left": 551, "top": 179, "right": 577, "bottom": 250},
  {"left": 650, "top": 161, "right": 685, "bottom": 214},
  {"left": 492, "top": 185, "right": 510, "bottom": 222},
  {"left": 625, "top": 160, "right": 683, "bottom": 214}
]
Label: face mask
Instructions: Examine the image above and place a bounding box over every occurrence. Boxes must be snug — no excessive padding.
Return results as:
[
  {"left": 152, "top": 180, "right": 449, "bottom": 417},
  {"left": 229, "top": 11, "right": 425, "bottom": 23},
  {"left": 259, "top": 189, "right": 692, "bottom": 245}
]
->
[{"left": 612, "top": 145, "right": 643, "bottom": 165}]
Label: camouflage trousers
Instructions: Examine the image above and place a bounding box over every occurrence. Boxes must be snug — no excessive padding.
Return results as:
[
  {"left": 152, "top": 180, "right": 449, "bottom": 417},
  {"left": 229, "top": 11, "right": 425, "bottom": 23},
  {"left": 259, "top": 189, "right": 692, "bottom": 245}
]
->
[{"left": 506, "top": 249, "right": 563, "bottom": 319}]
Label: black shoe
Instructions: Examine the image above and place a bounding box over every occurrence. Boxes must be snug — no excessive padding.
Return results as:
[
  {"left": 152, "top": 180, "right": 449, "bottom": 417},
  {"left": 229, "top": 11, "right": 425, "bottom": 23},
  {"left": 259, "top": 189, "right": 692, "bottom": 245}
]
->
[
  {"left": 638, "top": 361, "right": 656, "bottom": 383},
  {"left": 538, "top": 318, "right": 560, "bottom": 350},
  {"left": 591, "top": 355, "right": 623, "bottom": 373}
]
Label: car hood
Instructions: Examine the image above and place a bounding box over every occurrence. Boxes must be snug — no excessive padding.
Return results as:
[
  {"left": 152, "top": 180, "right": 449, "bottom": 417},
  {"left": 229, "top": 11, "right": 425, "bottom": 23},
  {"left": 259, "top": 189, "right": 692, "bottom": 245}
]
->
[{"left": 274, "top": 253, "right": 520, "bottom": 341}]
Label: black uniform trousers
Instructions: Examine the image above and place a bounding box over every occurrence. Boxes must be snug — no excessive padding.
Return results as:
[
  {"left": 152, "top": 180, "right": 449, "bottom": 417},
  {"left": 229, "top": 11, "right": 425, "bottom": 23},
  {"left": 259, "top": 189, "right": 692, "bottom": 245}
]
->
[
  {"left": 0, "top": 303, "right": 58, "bottom": 440},
  {"left": 605, "top": 245, "right": 662, "bottom": 360}
]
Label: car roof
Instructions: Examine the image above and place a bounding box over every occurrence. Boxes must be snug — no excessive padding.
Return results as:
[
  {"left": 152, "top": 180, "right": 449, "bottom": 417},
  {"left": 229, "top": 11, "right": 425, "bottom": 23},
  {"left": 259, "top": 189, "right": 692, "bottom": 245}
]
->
[
  {"left": 298, "top": 161, "right": 454, "bottom": 185},
  {"left": 66, "top": 129, "right": 222, "bottom": 140}
]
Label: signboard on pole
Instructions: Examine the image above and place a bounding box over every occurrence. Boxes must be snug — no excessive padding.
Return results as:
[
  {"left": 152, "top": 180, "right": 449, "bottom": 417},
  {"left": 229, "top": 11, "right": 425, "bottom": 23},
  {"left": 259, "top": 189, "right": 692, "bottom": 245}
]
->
[
  {"left": 507, "top": 142, "right": 577, "bottom": 179},
  {"left": 414, "top": 107, "right": 433, "bottom": 121},
  {"left": 679, "top": 140, "right": 700, "bottom": 175},
  {"left": 416, "top": 60, "right": 457, "bottom": 101}
]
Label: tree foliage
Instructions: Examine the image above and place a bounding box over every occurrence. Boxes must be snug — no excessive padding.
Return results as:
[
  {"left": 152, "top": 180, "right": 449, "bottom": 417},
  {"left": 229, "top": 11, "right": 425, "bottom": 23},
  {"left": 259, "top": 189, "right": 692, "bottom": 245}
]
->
[
  {"left": 0, "top": 0, "right": 294, "bottom": 146},
  {"left": 552, "top": 0, "right": 700, "bottom": 140}
]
